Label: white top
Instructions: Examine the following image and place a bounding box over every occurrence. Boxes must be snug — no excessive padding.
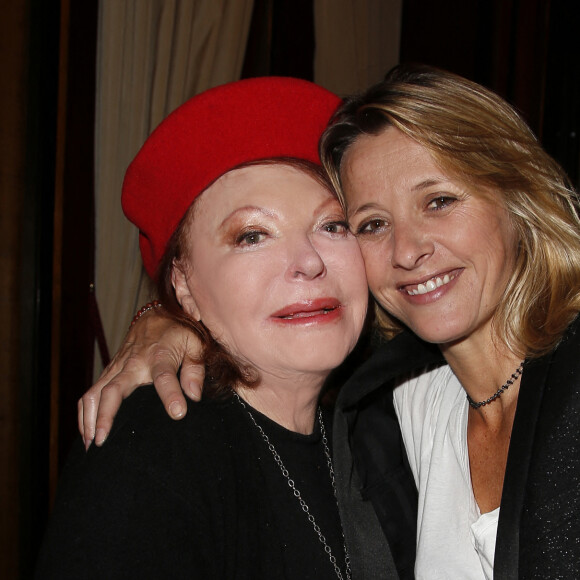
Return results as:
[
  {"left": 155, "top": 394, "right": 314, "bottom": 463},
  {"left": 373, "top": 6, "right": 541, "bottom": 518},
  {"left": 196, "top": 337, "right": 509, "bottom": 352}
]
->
[{"left": 393, "top": 365, "right": 499, "bottom": 580}]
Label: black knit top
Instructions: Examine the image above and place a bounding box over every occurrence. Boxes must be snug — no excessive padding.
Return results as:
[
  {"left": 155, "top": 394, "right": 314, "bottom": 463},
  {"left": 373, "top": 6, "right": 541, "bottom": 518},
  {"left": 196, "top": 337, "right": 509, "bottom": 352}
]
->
[{"left": 36, "top": 387, "right": 348, "bottom": 579}]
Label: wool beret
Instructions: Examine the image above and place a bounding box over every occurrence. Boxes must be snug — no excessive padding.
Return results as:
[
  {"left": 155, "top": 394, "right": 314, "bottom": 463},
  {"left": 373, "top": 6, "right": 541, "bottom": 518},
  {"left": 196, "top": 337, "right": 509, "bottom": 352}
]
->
[{"left": 122, "top": 76, "right": 341, "bottom": 279}]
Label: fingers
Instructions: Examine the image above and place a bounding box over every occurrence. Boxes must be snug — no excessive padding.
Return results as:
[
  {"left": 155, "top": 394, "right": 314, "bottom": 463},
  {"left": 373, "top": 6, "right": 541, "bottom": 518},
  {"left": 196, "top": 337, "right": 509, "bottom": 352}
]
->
[
  {"left": 89, "top": 353, "right": 158, "bottom": 445},
  {"left": 78, "top": 379, "right": 107, "bottom": 449},
  {"left": 78, "top": 394, "right": 97, "bottom": 450},
  {"left": 78, "top": 353, "right": 145, "bottom": 448},
  {"left": 78, "top": 380, "right": 125, "bottom": 449},
  {"left": 76, "top": 308, "right": 206, "bottom": 450},
  {"left": 179, "top": 335, "right": 206, "bottom": 400},
  {"left": 151, "top": 366, "right": 189, "bottom": 419},
  {"left": 92, "top": 383, "right": 124, "bottom": 446},
  {"left": 180, "top": 359, "right": 205, "bottom": 401},
  {"left": 76, "top": 350, "right": 140, "bottom": 447}
]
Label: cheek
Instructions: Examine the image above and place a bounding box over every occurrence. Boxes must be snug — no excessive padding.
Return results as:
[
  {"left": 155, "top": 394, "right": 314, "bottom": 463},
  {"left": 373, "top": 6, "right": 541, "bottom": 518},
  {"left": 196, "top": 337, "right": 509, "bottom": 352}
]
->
[
  {"left": 340, "top": 239, "right": 365, "bottom": 271},
  {"left": 213, "top": 258, "right": 282, "bottom": 332},
  {"left": 325, "top": 241, "right": 367, "bottom": 290},
  {"left": 356, "top": 241, "right": 388, "bottom": 290},
  {"left": 343, "top": 251, "right": 370, "bottom": 310},
  {"left": 479, "top": 218, "right": 518, "bottom": 276},
  {"left": 186, "top": 253, "right": 253, "bottom": 324}
]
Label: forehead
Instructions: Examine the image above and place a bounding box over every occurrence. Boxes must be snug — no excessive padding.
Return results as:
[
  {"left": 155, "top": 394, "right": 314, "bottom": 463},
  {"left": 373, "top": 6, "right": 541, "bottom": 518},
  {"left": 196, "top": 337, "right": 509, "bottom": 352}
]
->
[
  {"left": 192, "top": 164, "right": 338, "bottom": 220},
  {"left": 341, "top": 128, "right": 441, "bottom": 196},
  {"left": 347, "top": 127, "right": 433, "bottom": 167},
  {"left": 341, "top": 128, "right": 506, "bottom": 211}
]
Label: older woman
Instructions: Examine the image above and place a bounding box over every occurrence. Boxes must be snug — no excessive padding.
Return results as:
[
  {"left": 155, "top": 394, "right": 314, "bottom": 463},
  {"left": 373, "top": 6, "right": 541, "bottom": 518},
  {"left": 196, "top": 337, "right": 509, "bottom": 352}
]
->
[
  {"left": 36, "top": 77, "right": 371, "bottom": 579},
  {"left": 79, "top": 66, "right": 580, "bottom": 579}
]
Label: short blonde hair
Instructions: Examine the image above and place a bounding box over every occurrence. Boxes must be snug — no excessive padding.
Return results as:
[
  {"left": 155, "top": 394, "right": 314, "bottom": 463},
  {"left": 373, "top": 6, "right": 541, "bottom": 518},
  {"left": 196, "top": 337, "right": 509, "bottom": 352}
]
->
[{"left": 321, "top": 64, "right": 580, "bottom": 358}]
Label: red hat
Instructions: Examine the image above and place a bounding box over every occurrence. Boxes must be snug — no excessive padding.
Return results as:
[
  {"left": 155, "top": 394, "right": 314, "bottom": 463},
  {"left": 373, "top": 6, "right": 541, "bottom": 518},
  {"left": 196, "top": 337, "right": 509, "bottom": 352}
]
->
[{"left": 122, "top": 76, "right": 341, "bottom": 279}]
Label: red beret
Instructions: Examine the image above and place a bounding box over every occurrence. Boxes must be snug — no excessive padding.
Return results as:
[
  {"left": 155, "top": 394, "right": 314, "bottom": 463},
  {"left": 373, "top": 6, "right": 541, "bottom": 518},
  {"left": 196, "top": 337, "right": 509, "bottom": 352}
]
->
[{"left": 122, "top": 76, "right": 341, "bottom": 279}]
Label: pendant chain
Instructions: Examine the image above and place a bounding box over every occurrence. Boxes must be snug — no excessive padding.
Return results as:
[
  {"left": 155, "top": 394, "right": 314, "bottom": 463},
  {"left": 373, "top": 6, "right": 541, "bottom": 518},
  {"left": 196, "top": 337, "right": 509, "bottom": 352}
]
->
[{"left": 234, "top": 393, "right": 351, "bottom": 580}]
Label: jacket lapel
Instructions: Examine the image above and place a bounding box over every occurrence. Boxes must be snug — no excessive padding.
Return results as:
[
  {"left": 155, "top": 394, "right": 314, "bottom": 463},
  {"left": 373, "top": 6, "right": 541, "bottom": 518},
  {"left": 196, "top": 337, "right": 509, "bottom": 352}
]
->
[
  {"left": 337, "top": 331, "right": 444, "bottom": 411},
  {"left": 334, "top": 331, "right": 444, "bottom": 579},
  {"left": 494, "top": 353, "right": 550, "bottom": 578}
]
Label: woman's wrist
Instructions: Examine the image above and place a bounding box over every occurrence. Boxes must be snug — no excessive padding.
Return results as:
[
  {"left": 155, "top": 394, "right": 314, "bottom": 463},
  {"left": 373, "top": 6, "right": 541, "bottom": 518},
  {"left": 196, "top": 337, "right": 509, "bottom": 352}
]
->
[{"left": 130, "top": 300, "right": 163, "bottom": 327}]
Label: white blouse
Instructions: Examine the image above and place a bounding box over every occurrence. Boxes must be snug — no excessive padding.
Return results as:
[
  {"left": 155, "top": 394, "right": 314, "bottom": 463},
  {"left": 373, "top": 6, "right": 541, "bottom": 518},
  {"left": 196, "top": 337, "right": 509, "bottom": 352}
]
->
[{"left": 393, "top": 365, "right": 498, "bottom": 580}]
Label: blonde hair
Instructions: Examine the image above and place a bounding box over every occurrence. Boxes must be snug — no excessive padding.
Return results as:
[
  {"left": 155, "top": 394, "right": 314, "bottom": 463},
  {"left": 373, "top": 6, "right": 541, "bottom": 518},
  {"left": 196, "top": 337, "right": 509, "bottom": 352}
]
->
[{"left": 321, "top": 64, "right": 580, "bottom": 358}]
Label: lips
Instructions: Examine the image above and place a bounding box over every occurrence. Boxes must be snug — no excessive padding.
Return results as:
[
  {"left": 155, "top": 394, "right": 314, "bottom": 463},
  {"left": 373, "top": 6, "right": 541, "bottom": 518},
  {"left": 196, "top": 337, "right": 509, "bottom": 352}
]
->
[
  {"left": 271, "top": 298, "right": 342, "bottom": 322},
  {"left": 400, "top": 269, "right": 462, "bottom": 296}
]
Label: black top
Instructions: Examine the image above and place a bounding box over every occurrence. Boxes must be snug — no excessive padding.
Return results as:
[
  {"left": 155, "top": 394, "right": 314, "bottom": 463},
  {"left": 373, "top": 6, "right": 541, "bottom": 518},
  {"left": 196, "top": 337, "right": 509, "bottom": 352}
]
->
[{"left": 36, "top": 388, "right": 348, "bottom": 579}]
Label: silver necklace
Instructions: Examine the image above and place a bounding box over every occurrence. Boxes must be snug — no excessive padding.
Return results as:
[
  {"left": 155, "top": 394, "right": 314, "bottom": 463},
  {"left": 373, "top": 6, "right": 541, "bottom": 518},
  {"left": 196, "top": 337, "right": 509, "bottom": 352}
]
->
[
  {"left": 466, "top": 361, "right": 525, "bottom": 409},
  {"left": 234, "top": 393, "right": 351, "bottom": 580}
]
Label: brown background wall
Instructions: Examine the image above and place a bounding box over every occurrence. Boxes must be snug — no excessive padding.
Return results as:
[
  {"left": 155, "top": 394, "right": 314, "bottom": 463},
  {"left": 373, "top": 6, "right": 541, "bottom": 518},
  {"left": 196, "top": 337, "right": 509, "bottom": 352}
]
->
[
  {"left": 0, "top": 1, "right": 30, "bottom": 575},
  {"left": 1, "top": 1, "right": 60, "bottom": 577}
]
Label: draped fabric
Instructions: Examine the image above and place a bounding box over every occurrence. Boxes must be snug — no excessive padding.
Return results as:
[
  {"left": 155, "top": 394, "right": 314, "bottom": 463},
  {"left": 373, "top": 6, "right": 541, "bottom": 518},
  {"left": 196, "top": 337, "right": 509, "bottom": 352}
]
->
[{"left": 94, "top": 0, "right": 254, "bottom": 366}]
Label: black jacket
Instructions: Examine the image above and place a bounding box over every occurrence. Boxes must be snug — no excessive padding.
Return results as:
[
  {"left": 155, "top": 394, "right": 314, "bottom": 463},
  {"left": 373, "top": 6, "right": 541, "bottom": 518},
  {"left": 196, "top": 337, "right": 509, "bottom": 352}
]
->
[{"left": 333, "top": 320, "right": 580, "bottom": 579}]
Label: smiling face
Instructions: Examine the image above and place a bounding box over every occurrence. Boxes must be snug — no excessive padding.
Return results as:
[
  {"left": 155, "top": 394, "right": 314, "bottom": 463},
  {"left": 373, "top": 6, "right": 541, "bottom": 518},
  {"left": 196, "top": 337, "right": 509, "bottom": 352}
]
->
[
  {"left": 172, "top": 164, "right": 368, "bottom": 384},
  {"left": 342, "top": 127, "right": 518, "bottom": 349}
]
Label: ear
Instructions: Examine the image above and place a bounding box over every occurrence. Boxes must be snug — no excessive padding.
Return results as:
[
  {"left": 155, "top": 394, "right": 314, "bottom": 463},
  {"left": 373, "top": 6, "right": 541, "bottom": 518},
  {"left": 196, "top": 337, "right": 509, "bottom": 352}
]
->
[{"left": 171, "top": 260, "right": 201, "bottom": 321}]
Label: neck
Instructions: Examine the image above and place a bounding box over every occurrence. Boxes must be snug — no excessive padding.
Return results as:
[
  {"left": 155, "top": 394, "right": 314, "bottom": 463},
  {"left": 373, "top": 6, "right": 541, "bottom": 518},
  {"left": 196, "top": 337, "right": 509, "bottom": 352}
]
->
[
  {"left": 440, "top": 326, "right": 524, "bottom": 425},
  {"left": 235, "top": 376, "right": 323, "bottom": 435}
]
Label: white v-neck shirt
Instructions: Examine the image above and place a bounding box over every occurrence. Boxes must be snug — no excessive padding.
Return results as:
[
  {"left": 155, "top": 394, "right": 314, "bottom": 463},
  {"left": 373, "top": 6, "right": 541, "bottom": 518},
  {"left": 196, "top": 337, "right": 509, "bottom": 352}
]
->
[{"left": 393, "top": 365, "right": 499, "bottom": 579}]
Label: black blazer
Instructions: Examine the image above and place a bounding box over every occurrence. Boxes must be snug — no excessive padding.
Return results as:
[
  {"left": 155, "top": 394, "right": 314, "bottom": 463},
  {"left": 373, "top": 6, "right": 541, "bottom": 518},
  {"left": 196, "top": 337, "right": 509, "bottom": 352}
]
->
[
  {"left": 333, "top": 320, "right": 580, "bottom": 579},
  {"left": 496, "top": 319, "right": 580, "bottom": 579}
]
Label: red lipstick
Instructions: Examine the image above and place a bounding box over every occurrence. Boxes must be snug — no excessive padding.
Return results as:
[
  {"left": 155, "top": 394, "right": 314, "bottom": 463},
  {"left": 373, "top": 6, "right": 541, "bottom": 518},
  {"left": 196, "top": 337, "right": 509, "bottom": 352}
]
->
[{"left": 270, "top": 298, "right": 342, "bottom": 325}]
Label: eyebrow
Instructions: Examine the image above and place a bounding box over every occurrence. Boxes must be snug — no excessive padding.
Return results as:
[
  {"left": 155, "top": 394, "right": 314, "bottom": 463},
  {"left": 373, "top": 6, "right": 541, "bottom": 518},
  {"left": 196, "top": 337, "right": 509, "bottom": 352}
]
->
[
  {"left": 347, "top": 202, "right": 384, "bottom": 219},
  {"left": 411, "top": 177, "right": 448, "bottom": 192},
  {"left": 316, "top": 196, "right": 344, "bottom": 215},
  {"left": 348, "top": 176, "right": 450, "bottom": 217},
  {"left": 219, "top": 206, "right": 278, "bottom": 229},
  {"left": 220, "top": 195, "right": 343, "bottom": 227}
]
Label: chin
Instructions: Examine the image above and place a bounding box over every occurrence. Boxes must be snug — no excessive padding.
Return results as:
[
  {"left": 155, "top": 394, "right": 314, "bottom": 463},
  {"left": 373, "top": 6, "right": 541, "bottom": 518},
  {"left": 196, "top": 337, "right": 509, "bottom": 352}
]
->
[
  {"left": 283, "top": 344, "right": 353, "bottom": 374},
  {"left": 404, "top": 318, "right": 471, "bottom": 346}
]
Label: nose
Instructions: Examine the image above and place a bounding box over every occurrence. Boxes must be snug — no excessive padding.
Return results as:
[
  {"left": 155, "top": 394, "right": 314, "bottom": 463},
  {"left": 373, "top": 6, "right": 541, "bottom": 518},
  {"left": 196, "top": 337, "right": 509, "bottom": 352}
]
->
[
  {"left": 390, "top": 220, "right": 434, "bottom": 270},
  {"left": 286, "top": 235, "right": 326, "bottom": 280}
]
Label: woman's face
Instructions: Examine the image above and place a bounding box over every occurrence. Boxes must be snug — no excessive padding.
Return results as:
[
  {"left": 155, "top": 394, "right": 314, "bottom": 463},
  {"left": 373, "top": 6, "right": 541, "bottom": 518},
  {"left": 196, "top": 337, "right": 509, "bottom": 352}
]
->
[
  {"left": 341, "top": 127, "right": 518, "bottom": 348},
  {"left": 173, "top": 164, "right": 368, "bottom": 383}
]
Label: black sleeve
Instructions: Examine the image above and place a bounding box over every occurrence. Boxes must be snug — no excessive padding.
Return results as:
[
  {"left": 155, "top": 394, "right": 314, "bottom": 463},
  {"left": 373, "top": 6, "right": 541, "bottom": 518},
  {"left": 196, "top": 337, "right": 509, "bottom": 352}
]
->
[{"left": 35, "top": 388, "right": 226, "bottom": 580}]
